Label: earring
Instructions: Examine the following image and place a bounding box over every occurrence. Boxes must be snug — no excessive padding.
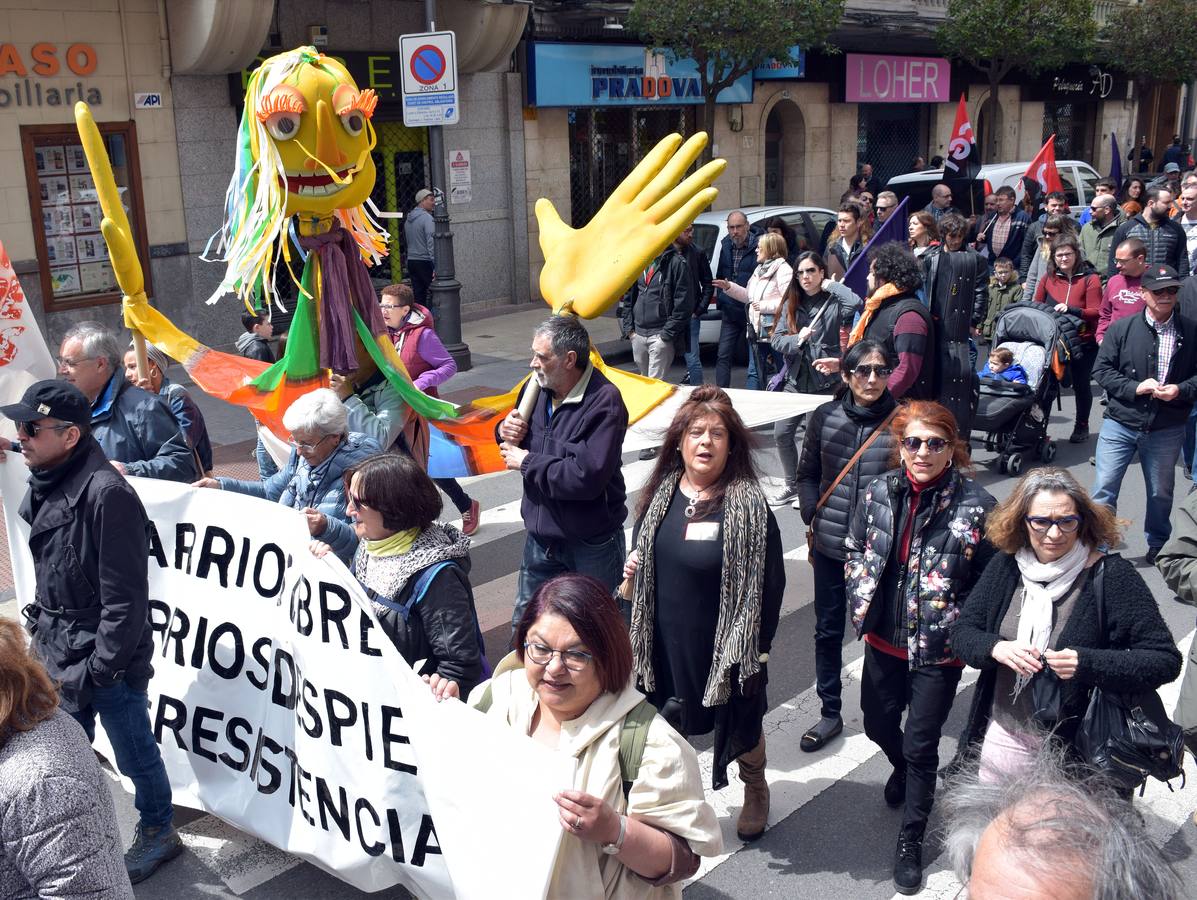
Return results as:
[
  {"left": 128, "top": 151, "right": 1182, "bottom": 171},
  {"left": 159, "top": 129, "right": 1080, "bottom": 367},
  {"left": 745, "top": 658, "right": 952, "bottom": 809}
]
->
[{"left": 946, "top": 458, "right": 954, "bottom": 469}]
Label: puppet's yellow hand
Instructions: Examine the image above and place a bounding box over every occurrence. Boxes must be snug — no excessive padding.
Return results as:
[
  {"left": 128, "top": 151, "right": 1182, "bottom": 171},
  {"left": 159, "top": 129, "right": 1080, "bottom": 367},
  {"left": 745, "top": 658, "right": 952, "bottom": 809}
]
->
[
  {"left": 536, "top": 132, "right": 725, "bottom": 319},
  {"left": 74, "top": 102, "right": 146, "bottom": 304}
]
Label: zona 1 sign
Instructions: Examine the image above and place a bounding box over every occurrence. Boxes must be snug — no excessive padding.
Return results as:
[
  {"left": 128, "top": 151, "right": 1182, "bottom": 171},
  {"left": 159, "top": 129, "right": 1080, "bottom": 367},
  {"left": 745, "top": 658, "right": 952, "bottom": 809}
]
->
[{"left": 399, "top": 31, "right": 459, "bottom": 127}]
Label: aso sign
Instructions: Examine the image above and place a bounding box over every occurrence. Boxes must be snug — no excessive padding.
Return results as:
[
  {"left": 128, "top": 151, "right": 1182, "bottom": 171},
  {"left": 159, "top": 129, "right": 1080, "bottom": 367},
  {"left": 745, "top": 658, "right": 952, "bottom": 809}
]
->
[{"left": 0, "top": 464, "right": 568, "bottom": 899}]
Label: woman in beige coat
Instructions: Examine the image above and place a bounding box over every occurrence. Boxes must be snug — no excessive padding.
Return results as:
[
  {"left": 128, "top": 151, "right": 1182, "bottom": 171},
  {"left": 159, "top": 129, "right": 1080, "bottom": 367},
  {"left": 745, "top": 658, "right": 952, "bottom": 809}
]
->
[
  {"left": 431, "top": 574, "right": 720, "bottom": 899},
  {"left": 714, "top": 232, "right": 793, "bottom": 388}
]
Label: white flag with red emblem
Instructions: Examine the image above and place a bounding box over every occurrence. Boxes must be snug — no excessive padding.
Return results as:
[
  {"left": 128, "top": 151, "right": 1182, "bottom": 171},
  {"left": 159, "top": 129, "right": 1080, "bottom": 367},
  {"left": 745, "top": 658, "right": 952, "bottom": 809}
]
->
[{"left": 0, "top": 241, "right": 58, "bottom": 439}]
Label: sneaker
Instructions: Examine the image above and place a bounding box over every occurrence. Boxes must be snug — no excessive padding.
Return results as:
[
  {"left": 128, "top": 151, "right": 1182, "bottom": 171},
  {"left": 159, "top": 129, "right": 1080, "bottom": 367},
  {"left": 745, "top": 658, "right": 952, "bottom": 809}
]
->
[
  {"left": 1145, "top": 545, "right": 1162, "bottom": 565},
  {"left": 125, "top": 822, "right": 183, "bottom": 884},
  {"left": 791, "top": 498, "right": 802, "bottom": 510},
  {"left": 1069, "top": 424, "right": 1090, "bottom": 443},
  {"left": 638, "top": 447, "right": 659, "bottom": 461},
  {"left": 893, "top": 825, "right": 925, "bottom": 895},
  {"left": 884, "top": 766, "right": 907, "bottom": 808},
  {"left": 769, "top": 484, "right": 800, "bottom": 506},
  {"left": 460, "top": 498, "right": 480, "bottom": 537}
]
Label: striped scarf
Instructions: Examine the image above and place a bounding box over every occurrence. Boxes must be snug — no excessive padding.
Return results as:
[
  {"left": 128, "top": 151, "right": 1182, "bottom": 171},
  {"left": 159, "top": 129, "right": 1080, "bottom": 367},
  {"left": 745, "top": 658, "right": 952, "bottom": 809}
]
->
[
  {"left": 628, "top": 468, "right": 769, "bottom": 707},
  {"left": 848, "top": 281, "right": 902, "bottom": 345}
]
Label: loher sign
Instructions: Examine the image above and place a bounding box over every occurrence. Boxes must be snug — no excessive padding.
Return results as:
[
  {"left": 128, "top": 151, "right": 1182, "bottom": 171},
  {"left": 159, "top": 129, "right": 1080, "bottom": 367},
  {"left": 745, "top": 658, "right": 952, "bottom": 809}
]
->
[{"left": 845, "top": 53, "right": 950, "bottom": 104}]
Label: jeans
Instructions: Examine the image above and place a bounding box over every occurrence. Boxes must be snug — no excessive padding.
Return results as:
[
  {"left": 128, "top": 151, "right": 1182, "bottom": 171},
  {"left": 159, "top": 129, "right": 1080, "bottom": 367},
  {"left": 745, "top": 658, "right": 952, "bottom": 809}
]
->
[
  {"left": 774, "top": 388, "right": 805, "bottom": 489},
  {"left": 716, "top": 315, "right": 745, "bottom": 388},
  {"left": 433, "top": 477, "right": 471, "bottom": 514},
  {"left": 254, "top": 436, "right": 278, "bottom": 480},
  {"left": 71, "top": 680, "right": 174, "bottom": 829},
  {"left": 1185, "top": 404, "right": 1197, "bottom": 477},
  {"left": 1070, "top": 342, "right": 1099, "bottom": 428},
  {"left": 811, "top": 548, "right": 849, "bottom": 718},
  {"left": 630, "top": 332, "right": 676, "bottom": 380},
  {"left": 408, "top": 259, "right": 435, "bottom": 308},
  {"left": 1092, "top": 418, "right": 1186, "bottom": 549},
  {"left": 860, "top": 646, "right": 962, "bottom": 829},
  {"left": 684, "top": 317, "right": 704, "bottom": 385},
  {"left": 514, "top": 529, "right": 626, "bottom": 634}
]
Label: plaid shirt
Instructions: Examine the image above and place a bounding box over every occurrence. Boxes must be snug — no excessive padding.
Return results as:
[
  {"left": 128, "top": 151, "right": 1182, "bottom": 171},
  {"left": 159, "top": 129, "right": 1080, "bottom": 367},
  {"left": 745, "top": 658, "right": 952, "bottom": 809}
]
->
[
  {"left": 990, "top": 213, "right": 1013, "bottom": 258},
  {"left": 730, "top": 240, "right": 748, "bottom": 274},
  {"left": 1147, "top": 309, "right": 1179, "bottom": 383}
]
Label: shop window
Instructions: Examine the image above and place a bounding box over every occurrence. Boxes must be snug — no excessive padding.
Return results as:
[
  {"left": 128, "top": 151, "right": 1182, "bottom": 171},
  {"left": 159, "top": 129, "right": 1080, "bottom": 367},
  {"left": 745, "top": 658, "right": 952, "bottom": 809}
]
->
[
  {"left": 1042, "top": 103, "right": 1094, "bottom": 165},
  {"left": 20, "top": 123, "right": 150, "bottom": 313},
  {"left": 856, "top": 103, "right": 930, "bottom": 190}
]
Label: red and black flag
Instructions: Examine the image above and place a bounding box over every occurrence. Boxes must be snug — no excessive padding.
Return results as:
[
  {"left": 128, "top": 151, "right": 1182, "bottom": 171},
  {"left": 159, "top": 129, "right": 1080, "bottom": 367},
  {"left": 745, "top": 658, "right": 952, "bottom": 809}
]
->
[{"left": 943, "top": 94, "right": 980, "bottom": 180}]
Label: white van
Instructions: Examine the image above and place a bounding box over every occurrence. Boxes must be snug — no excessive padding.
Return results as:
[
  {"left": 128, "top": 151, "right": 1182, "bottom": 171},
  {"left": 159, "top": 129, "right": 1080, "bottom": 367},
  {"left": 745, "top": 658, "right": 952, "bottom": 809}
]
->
[{"left": 886, "top": 160, "right": 1103, "bottom": 218}]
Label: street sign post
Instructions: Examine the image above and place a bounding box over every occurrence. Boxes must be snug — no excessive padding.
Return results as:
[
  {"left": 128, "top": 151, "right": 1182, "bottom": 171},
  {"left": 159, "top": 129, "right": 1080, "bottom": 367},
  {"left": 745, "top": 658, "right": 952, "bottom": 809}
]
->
[{"left": 399, "top": 30, "right": 460, "bottom": 127}]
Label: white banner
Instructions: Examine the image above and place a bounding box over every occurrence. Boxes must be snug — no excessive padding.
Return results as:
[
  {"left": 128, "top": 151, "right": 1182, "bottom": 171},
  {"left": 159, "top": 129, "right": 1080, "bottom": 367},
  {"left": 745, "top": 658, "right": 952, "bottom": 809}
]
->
[
  {"left": 0, "top": 241, "right": 57, "bottom": 440},
  {"left": 0, "top": 458, "right": 569, "bottom": 898}
]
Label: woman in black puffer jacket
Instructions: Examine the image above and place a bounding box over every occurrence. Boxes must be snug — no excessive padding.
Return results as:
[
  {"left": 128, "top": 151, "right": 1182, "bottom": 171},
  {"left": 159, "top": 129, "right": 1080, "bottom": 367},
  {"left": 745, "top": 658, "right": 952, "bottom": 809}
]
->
[{"left": 795, "top": 339, "right": 896, "bottom": 753}]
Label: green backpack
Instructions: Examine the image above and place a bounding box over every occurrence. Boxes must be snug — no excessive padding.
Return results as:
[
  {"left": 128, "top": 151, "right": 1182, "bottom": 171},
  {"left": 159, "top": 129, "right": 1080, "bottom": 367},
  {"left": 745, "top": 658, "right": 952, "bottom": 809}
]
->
[{"left": 475, "top": 684, "right": 656, "bottom": 801}]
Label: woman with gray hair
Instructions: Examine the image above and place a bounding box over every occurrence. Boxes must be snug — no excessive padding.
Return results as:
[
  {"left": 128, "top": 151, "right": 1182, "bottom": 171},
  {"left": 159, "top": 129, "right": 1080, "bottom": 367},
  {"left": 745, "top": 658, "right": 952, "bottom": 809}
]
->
[
  {"left": 123, "top": 343, "right": 212, "bottom": 476},
  {"left": 194, "top": 389, "right": 381, "bottom": 563},
  {"left": 953, "top": 467, "right": 1181, "bottom": 784}
]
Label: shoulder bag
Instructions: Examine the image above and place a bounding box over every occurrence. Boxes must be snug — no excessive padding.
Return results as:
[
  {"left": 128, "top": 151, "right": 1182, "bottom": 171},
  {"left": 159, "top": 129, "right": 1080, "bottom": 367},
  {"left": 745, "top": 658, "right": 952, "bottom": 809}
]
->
[
  {"left": 1075, "top": 555, "right": 1186, "bottom": 792},
  {"left": 804, "top": 406, "right": 898, "bottom": 566}
]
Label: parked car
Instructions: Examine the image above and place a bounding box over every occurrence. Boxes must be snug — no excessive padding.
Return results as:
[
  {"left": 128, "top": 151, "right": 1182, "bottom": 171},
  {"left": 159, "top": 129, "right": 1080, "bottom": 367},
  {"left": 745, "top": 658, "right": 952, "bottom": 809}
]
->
[
  {"left": 689, "top": 205, "right": 836, "bottom": 344},
  {"left": 886, "top": 160, "right": 1102, "bottom": 220}
]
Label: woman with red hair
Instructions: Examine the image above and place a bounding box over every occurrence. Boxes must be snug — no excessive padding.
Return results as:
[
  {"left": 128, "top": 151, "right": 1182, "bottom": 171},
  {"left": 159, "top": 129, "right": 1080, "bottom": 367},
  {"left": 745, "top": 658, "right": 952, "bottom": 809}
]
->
[{"left": 844, "top": 401, "right": 996, "bottom": 895}]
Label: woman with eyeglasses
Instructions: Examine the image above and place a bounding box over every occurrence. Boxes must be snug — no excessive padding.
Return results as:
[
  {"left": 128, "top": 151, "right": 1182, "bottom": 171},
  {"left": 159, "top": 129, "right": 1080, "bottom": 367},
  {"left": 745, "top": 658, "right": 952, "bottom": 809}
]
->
[
  {"left": 194, "top": 388, "right": 378, "bottom": 564},
  {"left": 428, "top": 574, "right": 722, "bottom": 898},
  {"left": 794, "top": 340, "right": 897, "bottom": 752},
  {"left": 953, "top": 467, "right": 1179, "bottom": 785},
  {"left": 1021, "top": 213, "right": 1076, "bottom": 303},
  {"left": 1033, "top": 234, "right": 1102, "bottom": 443},
  {"left": 621, "top": 386, "right": 784, "bottom": 842},
  {"left": 313, "top": 452, "right": 485, "bottom": 696},
  {"left": 845, "top": 400, "right": 995, "bottom": 895},
  {"left": 768, "top": 251, "right": 863, "bottom": 505}
]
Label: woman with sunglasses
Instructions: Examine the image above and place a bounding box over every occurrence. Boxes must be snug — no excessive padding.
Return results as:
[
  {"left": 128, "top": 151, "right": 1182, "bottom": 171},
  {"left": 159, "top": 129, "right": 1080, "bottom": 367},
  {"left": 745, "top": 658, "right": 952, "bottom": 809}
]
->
[
  {"left": 1033, "top": 234, "right": 1102, "bottom": 442},
  {"left": 768, "top": 251, "right": 863, "bottom": 504},
  {"left": 314, "top": 451, "right": 485, "bottom": 697},
  {"left": 845, "top": 400, "right": 995, "bottom": 895},
  {"left": 953, "top": 468, "right": 1179, "bottom": 785},
  {"left": 794, "top": 340, "right": 897, "bottom": 752},
  {"left": 1020, "top": 213, "right": 1076, "bottom": 302},
  {"left": 428, "top": 574, "right": 722, "bottom": 899}
]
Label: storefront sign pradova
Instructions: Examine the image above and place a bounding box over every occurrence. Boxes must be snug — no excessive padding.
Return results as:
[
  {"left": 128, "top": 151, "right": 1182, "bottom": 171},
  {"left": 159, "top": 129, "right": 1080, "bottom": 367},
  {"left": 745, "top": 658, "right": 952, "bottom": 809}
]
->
[
  {"left": 0, "top": 43, "right": 103, "bottom": 108},
  {"left": 0, "top": 462, "right": 569, "bottom": 898}
]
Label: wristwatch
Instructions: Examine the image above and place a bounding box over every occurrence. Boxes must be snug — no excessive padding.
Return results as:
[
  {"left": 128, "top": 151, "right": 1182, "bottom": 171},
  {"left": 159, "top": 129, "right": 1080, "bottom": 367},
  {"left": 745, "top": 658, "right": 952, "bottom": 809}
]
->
[{"left": 601, "top": 815, "right": 627, "bottom": 855}]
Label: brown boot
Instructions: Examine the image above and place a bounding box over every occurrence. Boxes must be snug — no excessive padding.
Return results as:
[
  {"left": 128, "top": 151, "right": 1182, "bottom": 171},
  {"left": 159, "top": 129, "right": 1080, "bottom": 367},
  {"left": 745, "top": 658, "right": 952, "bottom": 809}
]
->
[{"left": 736, "top": 736, "right": 770, "bottom": 841}]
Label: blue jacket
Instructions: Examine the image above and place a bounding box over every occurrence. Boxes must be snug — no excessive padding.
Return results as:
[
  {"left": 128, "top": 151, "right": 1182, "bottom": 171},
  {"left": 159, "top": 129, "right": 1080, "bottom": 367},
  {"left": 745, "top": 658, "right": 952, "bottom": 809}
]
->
[
  {"left": 979, "top": 361, "right": 1028, "bottom": 384},
  {"left": 90, "top": 371, "right": 196, "bottom": 482},
  {"left": 715, "top": 232, "right": 758, "bottom": 325},
  {"left": 218, "top": 431, "right": 381, "bottom": 562},
  {"left": 980, "top": 210, "right": 1030, "bottom": 270}
]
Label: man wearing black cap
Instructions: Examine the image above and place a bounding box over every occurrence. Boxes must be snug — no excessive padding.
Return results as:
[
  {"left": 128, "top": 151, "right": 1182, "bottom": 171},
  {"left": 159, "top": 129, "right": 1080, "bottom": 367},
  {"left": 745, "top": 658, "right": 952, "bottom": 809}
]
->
[
  {"left": 0, "top": 380, "right": 182, "bottom": 883},
  {"left": 1093, "top": 264, "right": 1197, "bottom": 562}
]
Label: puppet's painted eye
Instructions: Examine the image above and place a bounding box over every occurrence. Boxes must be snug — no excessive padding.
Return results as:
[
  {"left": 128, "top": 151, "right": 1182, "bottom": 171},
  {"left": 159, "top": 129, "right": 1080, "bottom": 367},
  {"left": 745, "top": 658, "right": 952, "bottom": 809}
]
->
[
  {"left": 339, "top": 111, "right": 365, "bottom": 137},
  {"left": 266, "top": 111, "right": 301, "bottom": 141}
]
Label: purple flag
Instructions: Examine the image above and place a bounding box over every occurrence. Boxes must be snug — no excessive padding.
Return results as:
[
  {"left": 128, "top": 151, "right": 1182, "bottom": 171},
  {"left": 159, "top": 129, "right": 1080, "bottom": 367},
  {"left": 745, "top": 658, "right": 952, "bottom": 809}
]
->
[
  {"left": 1110, "top": 133, "right": 1123, "bottom": 188},
  {"left": 842, "top": 197, "right": 910, "bottom": 300}
]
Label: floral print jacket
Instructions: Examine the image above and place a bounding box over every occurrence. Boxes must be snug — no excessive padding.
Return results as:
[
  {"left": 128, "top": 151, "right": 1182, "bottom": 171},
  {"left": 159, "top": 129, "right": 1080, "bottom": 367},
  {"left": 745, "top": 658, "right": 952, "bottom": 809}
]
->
[{"left": 845, "top": 467, "right": 996, "bottom": 668}]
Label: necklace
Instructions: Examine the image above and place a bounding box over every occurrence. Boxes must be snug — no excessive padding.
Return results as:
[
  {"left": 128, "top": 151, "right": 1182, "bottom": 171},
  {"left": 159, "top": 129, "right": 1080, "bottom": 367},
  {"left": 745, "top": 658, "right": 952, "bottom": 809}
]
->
[{"left": 680, "top": 478, "right": 706, "bottom": 519}]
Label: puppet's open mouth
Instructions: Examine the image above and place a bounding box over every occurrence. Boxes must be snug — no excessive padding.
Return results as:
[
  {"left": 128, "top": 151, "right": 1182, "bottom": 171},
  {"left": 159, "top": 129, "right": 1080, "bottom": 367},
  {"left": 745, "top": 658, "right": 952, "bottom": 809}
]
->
[{"left": 284, "top": 169, "right": 352, "bottom": 197}]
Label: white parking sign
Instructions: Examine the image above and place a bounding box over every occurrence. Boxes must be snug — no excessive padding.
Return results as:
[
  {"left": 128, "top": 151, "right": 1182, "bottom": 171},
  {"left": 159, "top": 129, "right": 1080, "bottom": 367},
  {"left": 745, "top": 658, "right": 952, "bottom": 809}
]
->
[{"left": 399, "top": 31, "right": 460, "bottom": 127}]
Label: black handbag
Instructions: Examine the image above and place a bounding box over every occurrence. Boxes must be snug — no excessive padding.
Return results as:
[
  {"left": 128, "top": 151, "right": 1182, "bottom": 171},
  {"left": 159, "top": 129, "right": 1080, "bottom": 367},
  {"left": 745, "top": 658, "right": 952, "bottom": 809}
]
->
[{"left": 1074, "top": 556, "right": 1186, "bottom": 792}]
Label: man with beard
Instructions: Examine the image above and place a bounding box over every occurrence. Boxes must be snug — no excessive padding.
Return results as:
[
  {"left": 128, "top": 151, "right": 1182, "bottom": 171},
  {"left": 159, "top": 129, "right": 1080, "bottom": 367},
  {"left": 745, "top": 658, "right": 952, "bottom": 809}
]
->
[{"left": 497, "top": 316, "right": 629, "bottom": 632}]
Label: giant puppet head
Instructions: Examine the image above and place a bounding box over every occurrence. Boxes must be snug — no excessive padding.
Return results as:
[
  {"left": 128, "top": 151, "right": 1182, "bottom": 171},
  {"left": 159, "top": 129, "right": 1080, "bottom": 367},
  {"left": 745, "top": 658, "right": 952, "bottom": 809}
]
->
[{"left": 209, "top": 46, "right": 387, "bottom": 309}]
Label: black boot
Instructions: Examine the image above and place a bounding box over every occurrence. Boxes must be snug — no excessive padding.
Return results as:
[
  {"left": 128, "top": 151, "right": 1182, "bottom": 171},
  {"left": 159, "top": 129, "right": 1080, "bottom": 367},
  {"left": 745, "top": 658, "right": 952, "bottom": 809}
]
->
[
  {"left": 883, "top": 765, "right": 907, "bottom": 808},
  {"left": 893, "top": 823, "right": 925, "bottom": 895}
]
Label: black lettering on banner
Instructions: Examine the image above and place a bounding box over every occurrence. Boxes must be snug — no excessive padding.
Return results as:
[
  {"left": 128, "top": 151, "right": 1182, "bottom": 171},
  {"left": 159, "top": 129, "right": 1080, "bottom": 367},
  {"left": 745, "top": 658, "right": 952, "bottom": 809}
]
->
[
  {"left": 316, "top": 777, "right": 350, "bottom": 839},
  {"left": 190, "top": 614, "right": 209, "bottom": 669},
  {"left": 361, "top": 700, "right": 373, "bottom": 761},
  {"left": 220, "top": 717, "right": 253, "bottom": 771},
  {"left": 250, "top": 729, "right": 284, "bottom": 794},
  {"left": 174, "top": 522, "right": 197, "bottom": 573},
  {"left": 147, "top": 521, "right": 167, "bottom": 567},
  {"left": 192, "top": 706, "right": 222, "bottom": 762},
  {"left": 318, "top": 581, "right": 351, "bottom": 648},
  {"left": 299, "top": 676, "right": 323, "bottom": 738},
  {"left": 359, "top": 613, "right": 382, "bottom": 657},
  {"left": 164, "top": 607, "right": 190, "bottom": 666},
  {"left": 148, "top": 599, "right": 170, "bottom": 643},
  {"left": 325, "top": 689, "right": 357, "bottom": 747},
  {"left": 387, "top": 807, "right": 406, "bottom": 863},
  {"left": 196, "top": 525, "right": 235, "bottom": 586},
  {"left": 253, "top": 543, "right": 287, "bottom": 597},
  {"left": 295, "top": 760, "right": 315, "bottom": 826},
  {"left": 412, "top": 814, "right": 442, "bottom": 868},
  {"left": 248, "top": 636, "right": 272, "bottom": 690},
  {"left": 154, "top": 693, "right": 188, "bottom": 749},
  {"left": 208, "top": 621, "right": 245, "bottom": 679},
  {"left": 271, "top": 648, "right": 298, "bottom": 709},
  {"left": 355, "top": 797, "right": 385, "bottom": 856},
  {"left": 235, "top": 536, "right": 252, "bottom": 587},
  {"left": 290, "top": 575, "right": 313, "bottom": 636},
  {"left": 381, "top": 705, "right": 417, "bottom": 775},
  {"left": 282, "top": 743, "right": 299, "bottom": 807}
]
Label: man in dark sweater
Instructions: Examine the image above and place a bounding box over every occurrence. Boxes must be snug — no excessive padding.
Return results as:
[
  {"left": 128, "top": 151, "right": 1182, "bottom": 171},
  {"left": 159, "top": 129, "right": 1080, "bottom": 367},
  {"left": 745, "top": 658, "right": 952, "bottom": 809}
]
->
[
  {"left": 1107, "top": 186, "right": 1191, "bottom": 279},
  {"left": 497, "top": 316, "right": 629, "bottom": 632},
  {"left": 620, "top": 243, "right": 692, "bottom": 381},
  {"left": 677, "top": 224, "right": 714, "bottom": 386},
  {"left": 1093, "top": 265, "right": 1197, "bottom": 561}
]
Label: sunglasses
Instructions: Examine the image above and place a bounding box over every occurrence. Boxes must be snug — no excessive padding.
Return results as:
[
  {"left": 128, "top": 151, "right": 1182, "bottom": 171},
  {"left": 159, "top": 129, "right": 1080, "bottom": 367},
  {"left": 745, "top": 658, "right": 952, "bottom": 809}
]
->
[
  {"left": 901, "top": 436, "right": 949, "bottom": 454},
  {"left": 1042, "top": 230, "right": 1060, "bottom": 237},
  {"left": 851, "top": 364, "right": 892, "bottom": 380},
  {"left": 347, "top": 493, "right": 370, "bottom": 509},
  {"left": 1153, "top": 286, "right": 1180, "bottom": 295},
  {"left": 16, "top": 420, "right": 73, "bottom": 439}
]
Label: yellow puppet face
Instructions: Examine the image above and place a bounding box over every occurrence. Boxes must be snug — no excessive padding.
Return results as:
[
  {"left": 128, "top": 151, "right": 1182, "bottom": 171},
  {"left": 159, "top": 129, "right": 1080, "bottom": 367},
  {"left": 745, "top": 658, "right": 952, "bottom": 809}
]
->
[{"left": 255, "top": 56, "right": 378, "bottom": 217}]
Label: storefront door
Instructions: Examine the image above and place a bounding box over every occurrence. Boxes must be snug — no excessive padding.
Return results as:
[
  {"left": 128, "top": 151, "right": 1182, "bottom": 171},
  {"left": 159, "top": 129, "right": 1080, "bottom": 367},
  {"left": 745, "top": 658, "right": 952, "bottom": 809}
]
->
[{"left": 857, "top": 103, "right": 930, "bottom": 187}]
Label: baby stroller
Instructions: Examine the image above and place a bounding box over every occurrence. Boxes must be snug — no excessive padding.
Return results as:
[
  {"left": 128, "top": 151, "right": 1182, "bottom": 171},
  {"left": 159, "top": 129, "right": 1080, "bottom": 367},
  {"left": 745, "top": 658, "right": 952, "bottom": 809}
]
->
[{"left": 973, "top": 302, "right": 1074, "bottom": 476}]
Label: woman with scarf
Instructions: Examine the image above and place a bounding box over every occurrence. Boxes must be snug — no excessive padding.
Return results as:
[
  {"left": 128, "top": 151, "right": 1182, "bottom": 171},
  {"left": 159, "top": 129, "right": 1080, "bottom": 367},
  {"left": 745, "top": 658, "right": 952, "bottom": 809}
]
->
[
  {"left": 313, "top": 451, "right": 485, "bottom": 696},
  {"left": 768, "top": 251, "right": 863, "bottom": 505},
  {"left": 845, "top": 400, "right": 995, "bottom": 895},
  {"left": 621, "top": 386, "right": 784, "bottom": 842},
  {"left": 953, "top": 467, "right": 1180, "bottom": 784},
  {"left": 714, "top": 232, "right": 793, "bottom": 390},
  {"left": 378, "top": 282, "right": 480, "bottom": 535},
  {"left": 795, "top": 340, "right": 898, "bottom": 752}
]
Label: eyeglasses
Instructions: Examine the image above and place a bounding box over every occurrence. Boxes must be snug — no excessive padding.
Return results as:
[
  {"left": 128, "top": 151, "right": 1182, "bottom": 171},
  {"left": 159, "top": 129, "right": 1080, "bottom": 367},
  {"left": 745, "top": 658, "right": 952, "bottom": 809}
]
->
[
  {"left": 56, "top": 355, "right": 94, "bottom": 370},
  {"left": 851, "top": 364, "right": 892, "bottom": 380},
  {"left": 347, "top": 492, "right": 369, "bottom": 509},
  {"left": 16, "top": 420, "right": 73, "bottom": 439},
  {"left": 901, "top": 436, "right": 949, "bottom": 454},
  {"left": 289, "top": 433, "right": 334, "bottom": 453},
  {"left": 523, "top": 642, "right": 594, "bottom": 671},
  {"left": 379, "top": 304, "right": 403, "bottom": 310},
  {"left": 1025, "top": 515, "right": 1081, "bottom": 534},
  {"left": 1053, "top": 251, "right": 1076, "bottom": 259}
]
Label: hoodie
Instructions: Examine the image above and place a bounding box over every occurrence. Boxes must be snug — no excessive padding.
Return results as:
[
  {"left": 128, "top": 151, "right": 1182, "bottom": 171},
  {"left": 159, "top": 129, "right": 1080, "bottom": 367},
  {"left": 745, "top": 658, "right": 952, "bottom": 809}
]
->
[{"left": 236, "top": 331, "right": 274, "bottom": 364}]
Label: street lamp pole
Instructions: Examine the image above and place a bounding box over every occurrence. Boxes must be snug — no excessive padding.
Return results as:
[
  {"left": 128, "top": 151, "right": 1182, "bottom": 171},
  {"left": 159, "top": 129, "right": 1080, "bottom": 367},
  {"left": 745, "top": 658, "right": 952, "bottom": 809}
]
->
[{"left": 421, "top": 0, "right": 471, "bottom": 370}]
